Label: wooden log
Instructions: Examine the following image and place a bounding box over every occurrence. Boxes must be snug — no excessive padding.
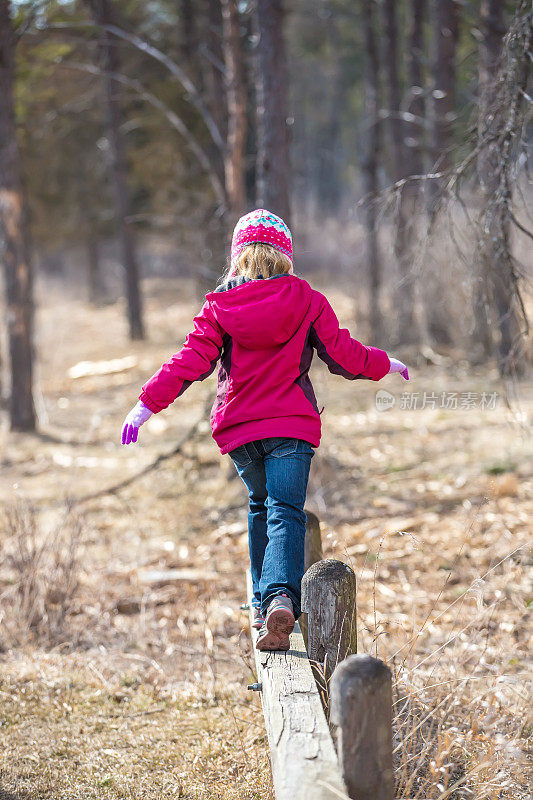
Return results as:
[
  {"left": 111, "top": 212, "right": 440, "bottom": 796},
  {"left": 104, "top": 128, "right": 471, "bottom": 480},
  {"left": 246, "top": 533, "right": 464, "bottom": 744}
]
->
[
  {"left": 329, "top": 654, "right": 393, "bottom": 800},
  {"left": 300, "top": 510, "right": 323, "bottom": 648},
  {"left": 301, "top": 559, "right": 357, "bottom": 688},
  {"left": 246, "top": 571, "right": 347, "bottom": 800}
]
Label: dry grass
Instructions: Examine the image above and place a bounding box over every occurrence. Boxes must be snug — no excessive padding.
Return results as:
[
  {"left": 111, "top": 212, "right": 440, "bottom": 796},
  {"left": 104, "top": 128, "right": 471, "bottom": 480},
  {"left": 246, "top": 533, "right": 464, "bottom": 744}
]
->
[
  {"left": 0, "top": 659, "right": 271, "bottom": 799},
  {"left": 0, "top": 275, "right": 531, "bottom": 798},
  {"left": 0, "top": 501, "right": 84, "bottom": 648},
  {"left": 387, "top": 539, "right": 532, "bottom": 800}
]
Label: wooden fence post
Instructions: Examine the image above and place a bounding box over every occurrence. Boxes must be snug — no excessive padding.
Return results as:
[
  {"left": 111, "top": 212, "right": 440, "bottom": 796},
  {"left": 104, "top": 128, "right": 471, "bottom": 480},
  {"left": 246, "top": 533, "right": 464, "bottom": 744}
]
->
[
  {"left": 329, "top": 654, "right": 394, "bottom": 800},
  {"left": 301, "top": 559, "right": 357, "bottom": 698},
  {"left": 300, "top": 510, "right": 323, "bottom": 647},
  {"left": 304, "top": 510, "right": 323, "bottom": 570}
]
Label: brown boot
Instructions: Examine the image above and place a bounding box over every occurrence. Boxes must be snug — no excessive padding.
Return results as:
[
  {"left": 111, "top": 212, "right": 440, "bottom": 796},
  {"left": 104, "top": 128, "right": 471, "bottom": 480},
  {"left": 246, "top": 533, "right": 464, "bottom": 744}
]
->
[
  {"left": 255, "top": 593, "right": 295, "bottom": 651},
  {"left": 252, "top": 606, "right": 265, "bottom": 630}
]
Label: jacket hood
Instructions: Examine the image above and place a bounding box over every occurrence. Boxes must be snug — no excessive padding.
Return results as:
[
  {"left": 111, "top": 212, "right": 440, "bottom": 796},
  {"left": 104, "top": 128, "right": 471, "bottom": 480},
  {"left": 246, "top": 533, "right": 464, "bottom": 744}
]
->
[{"left": 206, "top": 275, "right": 313, "bottom": 350}]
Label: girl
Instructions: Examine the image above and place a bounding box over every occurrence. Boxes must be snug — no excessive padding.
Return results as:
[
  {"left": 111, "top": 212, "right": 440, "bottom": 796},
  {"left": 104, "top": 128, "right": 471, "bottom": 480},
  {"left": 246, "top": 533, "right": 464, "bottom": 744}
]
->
[{"left": 121, "top": 209, "right": 409, "bottom": 651}]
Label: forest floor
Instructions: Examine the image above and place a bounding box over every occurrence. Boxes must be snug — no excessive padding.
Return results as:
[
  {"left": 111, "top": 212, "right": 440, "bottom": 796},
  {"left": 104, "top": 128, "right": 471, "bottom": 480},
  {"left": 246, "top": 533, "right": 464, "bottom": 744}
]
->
[{"left": 0, "top": 276, "right": 531, "bottom": 800}]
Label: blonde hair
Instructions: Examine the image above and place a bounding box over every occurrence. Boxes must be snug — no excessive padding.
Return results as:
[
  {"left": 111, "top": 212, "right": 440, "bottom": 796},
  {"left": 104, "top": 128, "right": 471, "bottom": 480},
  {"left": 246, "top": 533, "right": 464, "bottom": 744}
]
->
[{"left": 227, "top": 242, "right": 292, "bottom": 281}]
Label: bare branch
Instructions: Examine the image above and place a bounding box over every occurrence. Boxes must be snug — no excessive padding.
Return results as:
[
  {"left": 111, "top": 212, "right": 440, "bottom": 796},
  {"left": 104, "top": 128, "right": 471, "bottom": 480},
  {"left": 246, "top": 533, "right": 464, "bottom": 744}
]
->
[
  {"left": 510, "top": 212, "right": 533, "bottom": 240},
  {"left": 69, "top": 393, "right": 212, "bottom": 507},
  {"left": 53, "top": 59, "right": 227, "bottom": 210},
  {"left": 43, "top": 21, "right": 226, "bottom": 153},
  {"left": 198, "top": 41, "right": 226, "bottom": 75}
]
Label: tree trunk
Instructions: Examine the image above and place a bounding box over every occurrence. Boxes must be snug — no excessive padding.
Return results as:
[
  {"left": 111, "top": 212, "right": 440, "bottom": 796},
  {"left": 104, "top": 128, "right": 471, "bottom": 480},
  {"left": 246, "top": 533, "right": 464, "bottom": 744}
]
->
[
  {"left": 254, "top": 0, "right": 291, "bottom": 225},
  {"left": 88, "top": 0, "right": 145, "bottom": 340},
  {"left": 382, "top": 0, "right": 403, "bottom": 182},
  {"left": 0, "top": 0, "right": 36, "bottom": 431},
  {"left": 206, "top": 0, "right": 228, "bottom": 146},
  {"left": 241, "top": 6, "right": 257, "bottom": 208},
  {"left": 428, "top": 0, "right": 460, "bottom": 212},
  {"left": 86, "top": 232, "right": 103, "bottom": 306},
  {"left": 179, "top": 0, "right": 203, "bottom": 90},
  {"left": 382, "top": 0, "right": 417, "bottom": 344},
  {"left": 221, "top": 0, "right": 247, "bottom": 223},
  {"left": 76, "top": 168, "right": 105, "bottom": 305},
  {"left": 475, "top": 0, "right": 526, "bottom": 375},
  {"left": 360, "top": 0, "right": 383, "bottom": 344},
  {"left": 473, "top": 0, "right": 505, "bottom": 359},
  {"left": 405, "top": 0, "right": 426, "bottom": 181},
  {"left": 316, "top": 14, "right": 344, "bottom": 214}
]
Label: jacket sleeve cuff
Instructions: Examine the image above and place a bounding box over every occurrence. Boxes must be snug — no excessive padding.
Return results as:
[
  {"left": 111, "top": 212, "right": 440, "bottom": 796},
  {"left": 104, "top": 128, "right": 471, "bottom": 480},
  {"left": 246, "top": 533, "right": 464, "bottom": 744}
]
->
[
  {"left": 139, "top": 390, "right": 163, "bottom": 413},
  {"left": 368, "top": 348, "right": 391, "bottom": 381}
]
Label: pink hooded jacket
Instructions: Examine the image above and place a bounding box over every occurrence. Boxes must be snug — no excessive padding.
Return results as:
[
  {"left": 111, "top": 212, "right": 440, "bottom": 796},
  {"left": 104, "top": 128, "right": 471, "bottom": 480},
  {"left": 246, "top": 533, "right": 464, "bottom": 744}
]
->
[{"left": 139, "top": 275, "right": 390, "bottom": 454}]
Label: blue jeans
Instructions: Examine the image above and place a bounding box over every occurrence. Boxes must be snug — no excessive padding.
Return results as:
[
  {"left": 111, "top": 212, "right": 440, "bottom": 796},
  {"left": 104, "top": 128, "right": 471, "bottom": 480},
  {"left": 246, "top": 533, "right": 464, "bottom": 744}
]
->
[{"left": 229, "top": 437, "right": 314, "bottom": 619}]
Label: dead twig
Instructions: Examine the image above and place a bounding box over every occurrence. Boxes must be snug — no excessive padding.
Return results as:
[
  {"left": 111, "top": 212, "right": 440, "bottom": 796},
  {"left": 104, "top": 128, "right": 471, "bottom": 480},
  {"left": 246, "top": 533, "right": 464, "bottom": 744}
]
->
[{"left": 70, "top": 394, "right": 212, "bottom": 507}]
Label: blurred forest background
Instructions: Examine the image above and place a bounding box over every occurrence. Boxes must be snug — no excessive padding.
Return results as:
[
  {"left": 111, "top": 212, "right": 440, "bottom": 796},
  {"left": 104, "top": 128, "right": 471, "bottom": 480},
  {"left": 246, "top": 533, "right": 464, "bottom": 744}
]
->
[
  {"left": 0, "top": 2, "right": 532, "bottom": 800},
  {"left": 0, "top": 0, "right": 531, "bottom": 430}
]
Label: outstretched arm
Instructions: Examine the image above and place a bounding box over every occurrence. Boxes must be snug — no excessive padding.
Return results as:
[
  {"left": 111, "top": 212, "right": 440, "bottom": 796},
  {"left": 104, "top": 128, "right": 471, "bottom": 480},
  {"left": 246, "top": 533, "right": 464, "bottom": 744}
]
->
[
  {"left": 310, "top": 293, "right": 391, "bottom": 381},
  {"left": 139, "top": 301, "right": 224, "bottom": 413},
  {"left": 121, "top": 301, "right": 224, "bottom": 445}
]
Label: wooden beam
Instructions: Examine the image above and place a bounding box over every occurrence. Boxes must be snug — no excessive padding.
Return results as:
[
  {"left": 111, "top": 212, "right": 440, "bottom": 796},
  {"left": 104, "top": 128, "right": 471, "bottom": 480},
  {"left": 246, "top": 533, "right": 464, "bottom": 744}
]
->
[{"left": 246, "top": 571, "right": 347, "bottom": 800}]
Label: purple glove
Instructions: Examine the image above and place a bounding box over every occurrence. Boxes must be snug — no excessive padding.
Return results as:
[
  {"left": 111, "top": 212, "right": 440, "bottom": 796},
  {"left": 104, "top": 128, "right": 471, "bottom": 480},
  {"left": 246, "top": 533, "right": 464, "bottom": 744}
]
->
[
  {"left": 388, "top": 357, "right": 409, "bottom": 380},
  {"left": 121, "top": 401, "right": 153, "bottom": 445}
]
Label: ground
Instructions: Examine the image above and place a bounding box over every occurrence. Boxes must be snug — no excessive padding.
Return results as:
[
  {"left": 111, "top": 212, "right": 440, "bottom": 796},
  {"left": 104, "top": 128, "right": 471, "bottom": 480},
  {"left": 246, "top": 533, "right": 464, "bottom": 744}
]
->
[{"left": 0, "top": 276, "right": 531, "bottom": 799}]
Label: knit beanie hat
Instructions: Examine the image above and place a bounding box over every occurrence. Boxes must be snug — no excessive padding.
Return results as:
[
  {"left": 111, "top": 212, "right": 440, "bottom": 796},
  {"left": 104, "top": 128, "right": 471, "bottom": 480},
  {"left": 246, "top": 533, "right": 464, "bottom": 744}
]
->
[{"left": 230, "top": 208, "right": 293, "bottom": 269}]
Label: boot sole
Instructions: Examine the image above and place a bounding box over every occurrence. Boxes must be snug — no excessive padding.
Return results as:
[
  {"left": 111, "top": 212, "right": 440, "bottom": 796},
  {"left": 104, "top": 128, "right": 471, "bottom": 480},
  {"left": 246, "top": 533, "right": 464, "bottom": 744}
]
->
[
  {"left": 255, "top": 629, "right": 290, "bottom": 651},
  {"left": 266, "top": 607, "right": 295, "bottom": 637}
]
